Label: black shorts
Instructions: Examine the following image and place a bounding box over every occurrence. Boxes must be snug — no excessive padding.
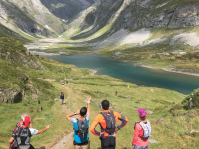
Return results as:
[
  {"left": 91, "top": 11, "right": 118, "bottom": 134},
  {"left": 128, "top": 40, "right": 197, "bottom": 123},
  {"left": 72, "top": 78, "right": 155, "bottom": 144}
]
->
[
  {"left": 73, "top": 140, "right": 88, "bottom": 146},
  {"left": 101, "top": 136, "right": 116, "bottom": 149}
]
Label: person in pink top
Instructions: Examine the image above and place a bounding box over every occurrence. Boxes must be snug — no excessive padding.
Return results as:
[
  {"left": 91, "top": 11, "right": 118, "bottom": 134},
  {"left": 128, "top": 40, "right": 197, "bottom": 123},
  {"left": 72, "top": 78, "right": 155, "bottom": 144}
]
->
[{"left": 132, "top": 108, "right": 151, "bottom": 149}]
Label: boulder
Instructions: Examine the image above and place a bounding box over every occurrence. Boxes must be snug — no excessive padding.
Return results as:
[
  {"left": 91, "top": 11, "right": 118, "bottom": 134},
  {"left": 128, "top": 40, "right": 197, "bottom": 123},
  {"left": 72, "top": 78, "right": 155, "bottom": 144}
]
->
[
  {"left": 185, "top": 130, "right": 199, "bottom": 135},
  {"left": 30, "top": 93, "right": 38, "bottom": 100},
  {"left": 155, "top": 119, "right": 166, "bottom": 124},
  {"left": 124, "top": 95, "right": 130, "bottom": 98},
  {"left": 149, "top": 139, "right": 160, "bottom": 144},
  {"left": 36, "top": 89, "right": 41, "bottom": 95},
  {"left": 147, "top": 111, "right": 153, "bottom": 115},
  {"left": 38, "top": 106, "right": 43, "bottom": 112}
]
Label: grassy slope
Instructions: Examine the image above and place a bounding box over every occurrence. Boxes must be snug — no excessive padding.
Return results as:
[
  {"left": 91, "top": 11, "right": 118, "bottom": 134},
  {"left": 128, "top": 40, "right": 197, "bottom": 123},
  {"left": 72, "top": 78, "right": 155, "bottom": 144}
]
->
[{"left": 1, "top": 37, "right": 199, "bottom": 148}]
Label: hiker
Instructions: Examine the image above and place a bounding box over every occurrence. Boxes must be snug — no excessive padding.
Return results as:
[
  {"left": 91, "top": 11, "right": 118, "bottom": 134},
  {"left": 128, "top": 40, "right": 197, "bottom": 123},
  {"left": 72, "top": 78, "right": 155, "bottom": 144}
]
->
[
  {"left": 59, "top": 92, "right": 65, "bottom": 105},
  {"left": 90, "top": 100, "right": 129, "bottom": 149},
  {"left": 115, "top": 91, "right": 118, "bottom": 96},
  {"left": 9, "top": 116, "right": 51, "bottom": 149},
  {"left": 132, "top": 108, "right": 151, "bottom": 149},
  {"left": 9, "top": 113, "right": 33, "bottom": 149},
  {"left": 66, "top": 96, "right": 91, "bottom": 149}
]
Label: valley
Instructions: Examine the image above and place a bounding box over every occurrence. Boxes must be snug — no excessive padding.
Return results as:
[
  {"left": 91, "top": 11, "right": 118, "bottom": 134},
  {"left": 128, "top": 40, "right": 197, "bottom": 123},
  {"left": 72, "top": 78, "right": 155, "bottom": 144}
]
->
[{"left": 1, "top": 0, "right": 199, "bottom": 149}]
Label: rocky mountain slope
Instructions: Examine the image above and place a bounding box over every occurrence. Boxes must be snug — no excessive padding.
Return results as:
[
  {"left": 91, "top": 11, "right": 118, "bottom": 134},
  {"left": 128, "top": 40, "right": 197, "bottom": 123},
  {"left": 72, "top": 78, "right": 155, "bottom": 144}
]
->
[
  {"left": 58, "top": 0, "right": 199, "bottom": 74},
  {"left": 40, "top": 0, "right": 97, "bottom": 21},
  {"left": 0, "top": 0, "right": 67, "bottom": 41},
  {"left": 65, "top": 0, "right": 199, "bottom": 39}
]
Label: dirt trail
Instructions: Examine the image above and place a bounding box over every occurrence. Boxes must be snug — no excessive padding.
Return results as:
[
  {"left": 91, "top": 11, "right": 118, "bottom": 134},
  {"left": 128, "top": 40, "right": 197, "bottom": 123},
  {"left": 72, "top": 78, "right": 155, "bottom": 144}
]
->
[{"left": 50, "top": 85, "right": 79, "bottom": 149}]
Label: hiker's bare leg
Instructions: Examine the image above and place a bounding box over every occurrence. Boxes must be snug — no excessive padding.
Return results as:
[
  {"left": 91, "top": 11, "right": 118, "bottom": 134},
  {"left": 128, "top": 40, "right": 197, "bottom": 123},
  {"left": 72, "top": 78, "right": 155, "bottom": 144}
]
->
[
  {"left": 82, "top": 145, "right": 88, "bottom": 149},
  {"left": 75, "top": 145, "right": 81, "bottom": 149}
]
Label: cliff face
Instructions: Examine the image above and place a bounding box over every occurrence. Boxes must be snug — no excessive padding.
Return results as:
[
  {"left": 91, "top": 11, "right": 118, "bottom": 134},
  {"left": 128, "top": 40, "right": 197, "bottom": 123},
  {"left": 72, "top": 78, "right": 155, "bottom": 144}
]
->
[
  {"left": 40, "top": 0, "right": 97, "bottom": 21},
  {"left": 115, "top": 0, "right": 199, "bottom": 30},
  {"left": 66, "top": 0, "right": 199, "bottom": 38},
  {"left": 0, "top": 0, "right": 66, "bottom": 39}
]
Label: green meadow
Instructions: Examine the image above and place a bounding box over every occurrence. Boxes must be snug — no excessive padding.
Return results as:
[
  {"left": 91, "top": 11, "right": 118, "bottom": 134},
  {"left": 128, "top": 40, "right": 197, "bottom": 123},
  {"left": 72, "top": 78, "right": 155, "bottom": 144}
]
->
[{"left": 0, "top": 37, "right": 199, "bottom": 149}]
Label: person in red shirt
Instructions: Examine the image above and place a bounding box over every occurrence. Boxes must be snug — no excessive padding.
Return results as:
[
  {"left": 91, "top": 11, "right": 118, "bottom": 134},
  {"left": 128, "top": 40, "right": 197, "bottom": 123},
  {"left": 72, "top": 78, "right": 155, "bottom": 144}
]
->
[
  {"left": 132, "top": 108, "right": 151, "bottom": 149},
  {"left": 90, "top": 100, "right": 129, "bottom": 149}
]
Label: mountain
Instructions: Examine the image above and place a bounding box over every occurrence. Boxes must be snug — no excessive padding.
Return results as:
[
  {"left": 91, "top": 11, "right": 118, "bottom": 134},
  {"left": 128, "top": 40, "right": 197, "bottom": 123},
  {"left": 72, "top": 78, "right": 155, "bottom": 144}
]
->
[
  {"left": 40, "top": 0, "right": 97, "bottom": 21},
  {"left": 64, "top": 0, "right": 199, "bottom": 39},
  {"left": 0, "top": 0, "right": 67, "bottom": 42}
]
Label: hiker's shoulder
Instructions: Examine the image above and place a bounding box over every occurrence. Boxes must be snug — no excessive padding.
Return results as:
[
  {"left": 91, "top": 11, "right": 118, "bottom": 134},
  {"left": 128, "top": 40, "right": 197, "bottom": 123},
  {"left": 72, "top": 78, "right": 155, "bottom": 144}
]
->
[
  {"left": 69, "top": 117, "right": 78, "bottom": 123},
  {"left": 113, "top": 111, "right": 121, "bottom": 117},
  {"left": 94, "top": 113, "right": 103, "bottom": 120},
  {"left": 135, "top": 122, "right": 142, "bottom": 129}
]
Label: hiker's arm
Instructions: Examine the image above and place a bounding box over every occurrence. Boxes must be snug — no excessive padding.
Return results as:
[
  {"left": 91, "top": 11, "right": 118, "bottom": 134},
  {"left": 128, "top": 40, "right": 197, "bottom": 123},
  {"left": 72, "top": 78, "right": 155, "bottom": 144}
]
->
[
  {"left": 66, "top": 110, "right": 80, "bottom": 121},
  {"left": 30, "top": 122, "right": 32, "bottom": 128},
  {"left": 132, "top": 124, "right": 139, "bottom": 145},
  {"left": 87, "top": 97, "right": 91, "bottom": 115},
  {"left": 116, "top": 113, "right": 129, "bottom": 130},
  {"left": 90, "top": 116, "right": 100, "bottom": 136},
  {"left": 37, "top": 125, "right": 51, "bottom": 134},
  {"left": 9, "top": 137, "right": 15, "bottom": 144}
]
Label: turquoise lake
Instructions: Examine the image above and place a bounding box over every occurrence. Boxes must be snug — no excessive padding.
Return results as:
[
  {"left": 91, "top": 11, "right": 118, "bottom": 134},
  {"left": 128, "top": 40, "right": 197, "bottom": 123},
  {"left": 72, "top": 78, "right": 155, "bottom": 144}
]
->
[{"left": 43, "top": 54, "right": 199, "bottom": 94}]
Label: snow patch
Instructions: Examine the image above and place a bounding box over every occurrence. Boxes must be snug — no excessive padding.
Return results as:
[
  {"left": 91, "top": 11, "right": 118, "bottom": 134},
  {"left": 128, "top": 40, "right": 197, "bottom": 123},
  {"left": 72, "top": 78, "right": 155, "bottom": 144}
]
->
[{"left": 171, "top": 33, "right": 199, "bottom": 47}]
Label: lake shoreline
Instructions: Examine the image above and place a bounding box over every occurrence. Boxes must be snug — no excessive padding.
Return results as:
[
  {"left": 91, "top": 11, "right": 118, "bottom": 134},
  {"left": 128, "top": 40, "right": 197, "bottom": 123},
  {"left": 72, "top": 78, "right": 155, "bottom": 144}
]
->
[
  {"left": 34, "top": 50, "right": 199, "bottom": 77},
  {"left": 134, "top": 62, "right": 199, "bottom": 77}
]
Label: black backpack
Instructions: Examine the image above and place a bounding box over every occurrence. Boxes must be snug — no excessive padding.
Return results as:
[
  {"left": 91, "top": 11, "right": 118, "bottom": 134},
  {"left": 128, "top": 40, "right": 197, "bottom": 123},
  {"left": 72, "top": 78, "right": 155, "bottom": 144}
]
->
[
  {"left": 16, "top": 127, "right": 32, "bottom": 149},
  {"left": 9, "top": 121, "right": 24, "bottom": 149},
  {"left": 101, "top": 111, "right": 115, "bottom": 134},
  {"left": 76, "top": 118, "right": 88, "bottom": 139}
]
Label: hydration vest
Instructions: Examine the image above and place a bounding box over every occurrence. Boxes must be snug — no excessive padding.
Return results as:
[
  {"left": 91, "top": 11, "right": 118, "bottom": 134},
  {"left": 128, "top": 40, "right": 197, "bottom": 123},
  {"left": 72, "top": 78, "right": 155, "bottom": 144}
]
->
[
  {"left": 9, "top": 121, "right": 24, "bottom": 149},
  {"left": 134, "top": 120, "right": 151, "bottom": 141},
  {"left": 16, "top": 127, "right": 32, "bottom": 149},
  {"left": 76, "top": 118, "right": 88, "bottom": 139},
  {"left": 101, "top": 111, "right": 116, "bottom": 134}
]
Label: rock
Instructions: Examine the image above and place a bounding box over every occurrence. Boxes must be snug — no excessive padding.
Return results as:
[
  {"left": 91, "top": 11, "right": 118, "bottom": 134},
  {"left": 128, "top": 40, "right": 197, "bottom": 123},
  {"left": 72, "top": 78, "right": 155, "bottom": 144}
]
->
[
  {"left": 36, "top": 89, "right": 41, "bottom": 95},
  {"left": 189, "top": 98, "right": 193, "bottom": 108},
  {"left": 21, "top": 90, "right": 26, "bottom": 100},
  {"left": 189, "top": 110, "right": 199, "bottom": 118},
  {"left": 38, "top": 106, "right": 43, "bottom": 111},
  {"left": 30, "top": 93, "right": 38, "bottom": 100},
  {"left": 155, "top": 119, "right": 166, "bottom": 124},
  {"left": 54, "top": 98, "right": 59, "bottom": 101},
  {"left": 124, "top": 95, "right": 130, "bottom": 98},
  {"left": 147, "top": 111, "right": 153, "bottom": 115},
  {"left": 149, "top": 139, "right": 160, "bottom": 144},
  {"left": 151, "top": 89, "right": 154, "bottom": 92},
  {"left": 185, "top": 130, "right": 199, "bottom": 135},
  {"left": 59, "top": 80, "right": 65, "bottom": 84},
  {"left": 197, "top": 92, "right": 199, "bottom": 96}
]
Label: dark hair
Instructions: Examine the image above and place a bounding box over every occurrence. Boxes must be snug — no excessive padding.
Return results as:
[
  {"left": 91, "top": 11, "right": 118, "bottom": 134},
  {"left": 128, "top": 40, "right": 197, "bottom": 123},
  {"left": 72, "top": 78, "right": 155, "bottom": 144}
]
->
[
  {"left": 140, "top": 116, "right": 146, "bottom": 120},
  {"left": 80, "top": 107, "right": 87, "bottom": 116},
  {"left": 101, "top": 100, "right": 109, "bottom": 110},
  {"left": 61, "top": 92, "right": 63, "bottom": 94}
]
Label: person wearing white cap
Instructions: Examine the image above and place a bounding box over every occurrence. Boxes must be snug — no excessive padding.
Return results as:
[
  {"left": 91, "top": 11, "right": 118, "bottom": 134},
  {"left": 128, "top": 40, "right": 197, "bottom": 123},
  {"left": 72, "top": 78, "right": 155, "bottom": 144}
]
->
[{"left": 9, "top": 116, "right": 51, "bottom": 149}]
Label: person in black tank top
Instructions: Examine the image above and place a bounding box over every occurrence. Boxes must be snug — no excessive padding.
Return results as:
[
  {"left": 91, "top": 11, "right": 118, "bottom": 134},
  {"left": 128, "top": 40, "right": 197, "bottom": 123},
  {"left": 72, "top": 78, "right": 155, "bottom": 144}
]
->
[{"left": 59, "top": 92, "right": 65, "bottom": 105}]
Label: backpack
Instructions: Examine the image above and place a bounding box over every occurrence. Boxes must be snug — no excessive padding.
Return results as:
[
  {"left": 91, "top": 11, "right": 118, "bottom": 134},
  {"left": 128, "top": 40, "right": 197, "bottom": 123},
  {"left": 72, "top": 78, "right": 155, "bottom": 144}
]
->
[
  {"left": 9, "top": 121, "right": 24, "bottom": 149},
  {"left": 134, "top": 120, "right": 151, "bottom": 141},
  {"left": 76, "top": 118, "right": 88, "bottom": 139},
  {"left": 101, "top": 111, "right": 115, "bottom": 134},
  {"left": 16, "top": 127, "right": 32, "bottom": 149}
]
